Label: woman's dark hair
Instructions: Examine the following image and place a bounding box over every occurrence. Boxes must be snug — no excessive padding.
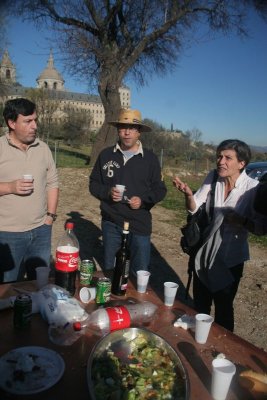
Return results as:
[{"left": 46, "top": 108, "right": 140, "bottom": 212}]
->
[
  {"left": 3, "top": 98, "right": 36, "bottom": 126},
  {"left": 216, "top": 139, "right": 251, "bottom": 168}
]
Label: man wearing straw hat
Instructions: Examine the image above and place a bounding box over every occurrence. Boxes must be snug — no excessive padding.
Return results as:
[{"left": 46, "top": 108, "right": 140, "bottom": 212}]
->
[{"left": 89, "top": 108, "right": 167, "bottom": 274}]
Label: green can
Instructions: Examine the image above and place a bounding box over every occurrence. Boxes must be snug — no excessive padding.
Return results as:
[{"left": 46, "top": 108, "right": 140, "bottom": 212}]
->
[
  {"left": 96, "top": 277, "right": 111, "bottom": 304},
  {"left": 80, "top": 259, "right": 95, "bottom": 286},
  {"left": 13, "top": 294, "right": 32, "bottom": 329}
]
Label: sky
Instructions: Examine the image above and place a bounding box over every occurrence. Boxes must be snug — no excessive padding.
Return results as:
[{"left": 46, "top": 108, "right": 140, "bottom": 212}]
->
[{"left": 4, "top": 10, "right": 267, "bottom": 147}]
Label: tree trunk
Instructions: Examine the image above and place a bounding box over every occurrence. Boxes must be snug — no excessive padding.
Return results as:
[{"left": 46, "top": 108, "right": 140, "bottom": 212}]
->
[{"left": 89, "top": 70, "right": 123, "bottom": 166}]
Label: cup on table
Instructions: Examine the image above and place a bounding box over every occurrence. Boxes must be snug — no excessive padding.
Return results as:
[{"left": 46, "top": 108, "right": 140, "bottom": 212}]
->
[
  {"left": 79, "top": 287, "right": 96, "bottom": 303},
  {"left": 164, "top": 282, "right": 179, "bottom": 306},
  {"left": 211, "top": 358, "right": 236, "bottom": 400},
  {"left": 136, "top": 270, "right": 151, "bottom": 293},
  {"left": 36, "top": 266, "right": 50, "bottom": 289},
  {"left": 115, "top": 184, "right": 125, "bottom": 200},
  {"left": 195, "top": 313, "right": 214, "bottom": 344}
]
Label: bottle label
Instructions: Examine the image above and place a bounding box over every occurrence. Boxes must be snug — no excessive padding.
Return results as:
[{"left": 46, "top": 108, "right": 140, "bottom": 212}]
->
[
  {"left": 55, "top": 246, "right": 79, "bottom": 272},
  {"left": 106, "top": 306, "right": 131, "bottom": 331}
]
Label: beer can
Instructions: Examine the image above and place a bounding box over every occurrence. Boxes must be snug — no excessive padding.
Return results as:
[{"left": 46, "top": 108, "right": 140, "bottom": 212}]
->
[
  {"left": 13, "top": 294, "right": 32, "bottom": 329},
  {"left": 96, "top": 277, "right": 111, "bottom": 304},
  {"left": 80, "top": 259, "right": 95, "bottom": 286}
]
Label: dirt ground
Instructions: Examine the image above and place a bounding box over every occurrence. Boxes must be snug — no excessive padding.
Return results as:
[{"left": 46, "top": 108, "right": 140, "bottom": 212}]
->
[{"left": 52, "top": 168, "right": 267, "bottom": 352}]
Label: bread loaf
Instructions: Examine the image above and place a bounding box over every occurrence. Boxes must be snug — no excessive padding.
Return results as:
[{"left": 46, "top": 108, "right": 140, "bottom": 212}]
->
[{"left": 239, "top": 369, "right": 267, "bottom": 395}]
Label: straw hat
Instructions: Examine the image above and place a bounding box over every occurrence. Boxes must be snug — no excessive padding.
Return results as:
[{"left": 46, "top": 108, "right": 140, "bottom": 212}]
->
[{"left": 108, "top": 109, "right": 152, "bottom": 132}]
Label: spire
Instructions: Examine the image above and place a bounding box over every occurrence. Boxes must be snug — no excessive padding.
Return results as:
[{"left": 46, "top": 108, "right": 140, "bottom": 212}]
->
[
  {"left": 1, "top": 50, "right": 14, "bottom": 67},
  {"left": 36, "top": 48, "right": 65, "bottom": 91},
  {"left": 0, "top": 49, "right": 16, "bottom": 84},
  {"left": 47, "top": 49, "right": 54, "bottom": 69}
]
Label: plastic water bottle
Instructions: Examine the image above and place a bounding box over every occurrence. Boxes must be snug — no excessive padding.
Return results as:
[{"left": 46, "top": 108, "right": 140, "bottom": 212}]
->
[
  {"left": 49, "top": 301, "right": 158, "bottom": 345},
  {"left": 55, "top": 222, "right": 79, "bottom": 296},
  {"left": 73, "top": 301, "right": 158, "bottom": 335}
]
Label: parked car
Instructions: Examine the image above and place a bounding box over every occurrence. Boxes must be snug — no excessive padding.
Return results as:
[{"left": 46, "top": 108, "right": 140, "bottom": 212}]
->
[{"left": 246, "top": 161, "right": 267, "bottom": 182}]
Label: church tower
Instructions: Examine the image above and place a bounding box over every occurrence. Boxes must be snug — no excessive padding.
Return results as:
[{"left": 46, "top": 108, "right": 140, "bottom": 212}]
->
[
  {"left": 0, "top": 50, "right": 16, "bottom": 84},
  {"left": 36, "top": 50, "right": 65, "bottom": 91}
]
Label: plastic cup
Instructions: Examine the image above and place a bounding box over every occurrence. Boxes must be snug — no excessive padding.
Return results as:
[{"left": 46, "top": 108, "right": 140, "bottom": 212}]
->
[
  {"left": 36, "top": 266, "right": 50, "bottom": 289},
  {"left": 115, "top": 184, "right": 125, "bottom": 200},
  {"left": 164, "top": 282, "right": 179, "bottom": 306},
  {"left": 195, "top": 313, "right": 214, "bottom": 344},
  {"left": 79, "top": 287, "right": 96, "bottom": 303},
  {"left": 136, "top": 270, "right": 151, "bottom": 293},
  {"left": 211, "top": 358, "right": 236, "bottom": 400},
  {"left": 22, "top": 174, "right": 33, "bottom": 181}
]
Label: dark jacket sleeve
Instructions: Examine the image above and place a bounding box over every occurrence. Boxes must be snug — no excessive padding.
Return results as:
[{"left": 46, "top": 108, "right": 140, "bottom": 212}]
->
[
  {"left": 141, "top": 152, "right": 167, "bottom": 208},
  {"left": 89, "top": 153, "right": 111, "bottom": 201}
]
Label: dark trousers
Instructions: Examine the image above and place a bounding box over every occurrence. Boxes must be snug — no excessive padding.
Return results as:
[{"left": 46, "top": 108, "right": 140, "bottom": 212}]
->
[{"left": 192, "top": 263, "right": 244, "bottom": 332}]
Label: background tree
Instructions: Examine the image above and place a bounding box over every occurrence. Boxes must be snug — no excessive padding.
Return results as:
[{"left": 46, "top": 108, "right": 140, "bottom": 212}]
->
[
  {"left": 0, "top": 1, "right": 10, "bottom": 96},
  {"left": 11, "top": 0, "right": 267, "bottom": 164},
  {"left": 60, "top": 108, "right": 93, "bottom": 147},
  {"left": 25, "top": 88, "right": 61, "bottom": 142}
]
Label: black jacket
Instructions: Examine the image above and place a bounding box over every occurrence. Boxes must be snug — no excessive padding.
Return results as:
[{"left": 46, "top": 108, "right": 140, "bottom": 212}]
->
[{"left": 89, "top": 144, "right": 167, "bottom": 235}]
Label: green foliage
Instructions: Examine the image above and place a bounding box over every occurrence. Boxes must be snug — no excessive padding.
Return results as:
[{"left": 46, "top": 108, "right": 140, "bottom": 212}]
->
[{"left": 160, "top": 175, "right": 202, "bottom": 226}]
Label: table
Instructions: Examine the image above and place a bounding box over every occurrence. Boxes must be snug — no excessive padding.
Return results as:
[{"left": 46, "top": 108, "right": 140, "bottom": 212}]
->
[{"left": 0, "top": 274, "right": 266, "bottom": 400}]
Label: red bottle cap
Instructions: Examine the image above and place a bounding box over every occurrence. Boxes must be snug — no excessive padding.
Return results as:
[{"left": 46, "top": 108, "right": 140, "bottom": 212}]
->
[
  {"left": 66, "top": 222, "right": 74, "bottom": 230},
  {"left": 73, "top": 322, "right": 81, "bottom": 331}
]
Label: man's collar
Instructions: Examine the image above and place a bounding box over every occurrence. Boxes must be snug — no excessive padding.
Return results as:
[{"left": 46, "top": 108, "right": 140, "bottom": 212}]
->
[
  {"left": 114, "top": 140, "right": 144, "bottom": 157},
  {"left": 6, "top": 133, "right": 40, "bottom": 149}
]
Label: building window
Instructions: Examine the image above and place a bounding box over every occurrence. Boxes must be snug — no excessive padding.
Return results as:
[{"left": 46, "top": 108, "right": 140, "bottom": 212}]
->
[
  {"left": 53, "top": 82, "right": 57, "bottom": 90},
  {"left": 6, "top": 69, "right": 11, "bottom": 79}
]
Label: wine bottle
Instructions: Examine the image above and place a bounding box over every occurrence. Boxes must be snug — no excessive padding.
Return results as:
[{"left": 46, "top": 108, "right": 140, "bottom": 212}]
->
[{"left": 111, "top": 221, "right": 130, "bottom": 296}]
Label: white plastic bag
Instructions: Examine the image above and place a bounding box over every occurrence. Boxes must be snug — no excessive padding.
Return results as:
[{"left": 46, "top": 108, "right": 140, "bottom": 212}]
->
[{"left": 38, "top": 284, "right": 88, "bottom": 326}]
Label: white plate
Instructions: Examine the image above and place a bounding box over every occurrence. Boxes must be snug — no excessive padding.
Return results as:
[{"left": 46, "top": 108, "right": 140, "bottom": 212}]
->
[{"left": 0, "top": 346, "right": 65, "bottom": 395}]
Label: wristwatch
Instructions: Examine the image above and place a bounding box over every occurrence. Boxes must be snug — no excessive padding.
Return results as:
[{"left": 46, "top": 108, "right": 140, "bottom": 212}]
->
[{"left": 47, "top": 212, "right": 57, "bottom": 221}]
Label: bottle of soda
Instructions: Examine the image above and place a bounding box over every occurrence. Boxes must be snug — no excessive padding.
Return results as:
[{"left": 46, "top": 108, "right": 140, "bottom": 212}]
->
[
  {"left": 111, "top": 221, "right": 130, "bottom": 296},
  {"left": 55, "top": 222, "right": 79, "bottom": 296},
  {"left": 48, "top": 301, "right": 158, "bottom": 345}
]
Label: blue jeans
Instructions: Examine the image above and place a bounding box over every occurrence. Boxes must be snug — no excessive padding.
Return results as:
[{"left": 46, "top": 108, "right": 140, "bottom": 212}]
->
[
  {"left": 101, "top": 220, "right": 151, "bottom": 275},
  {"left": 0, "top": 224, "right": 52, "bottom": 283}
]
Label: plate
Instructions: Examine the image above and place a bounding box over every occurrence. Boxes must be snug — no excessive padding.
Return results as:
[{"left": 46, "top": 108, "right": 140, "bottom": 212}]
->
[
  {"left": 87, "top": 327, "right": 189, "bottom": 400},
  {"left": 0, "top": 346, "right": 65, "bottom": 395}
]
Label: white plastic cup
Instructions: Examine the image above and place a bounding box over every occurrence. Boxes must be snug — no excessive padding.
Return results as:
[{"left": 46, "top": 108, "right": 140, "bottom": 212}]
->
[
  {"left": 115, "top": 184, "right": 125, "bottom": 200},
  {"left": 36, "top": 266, "right": 50, "bottom": 289},
  {"left": 164, "top": 282, "right": 179, "bottom": 306},
  {"left": 22, "top": 174, "right": 33, "bottom": 181},
  {"left": 79, "top": 287, "right": 96, "bottom": 303},
  {"left": 195, "top": 313, "right": 214, "bottom": 344},
  {"left": 211, "top": 358, "right": 236, "bottom": 400},
  {"left": 136, "top": 270, "right": 151, "bottom": 293}
]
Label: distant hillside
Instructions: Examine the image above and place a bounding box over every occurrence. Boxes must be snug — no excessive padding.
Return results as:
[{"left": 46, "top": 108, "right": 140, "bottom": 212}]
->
[{"left": 250, "top": 145, "right": 267, "bottom": 153}]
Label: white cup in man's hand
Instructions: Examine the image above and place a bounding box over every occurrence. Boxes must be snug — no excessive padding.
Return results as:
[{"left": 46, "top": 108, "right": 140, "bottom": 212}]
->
[{"left": 115, "top": 184, "right": 125, "bottom": 200}]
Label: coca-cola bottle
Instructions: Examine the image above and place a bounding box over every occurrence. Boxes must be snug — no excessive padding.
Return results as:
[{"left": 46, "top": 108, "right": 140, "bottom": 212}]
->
[
  {"left": 111, "top": 221, "right": 130, "bottom": 296},
  {"left": 48, "top": 301, "right": 158, "bottom": 345},
  {"left": 55, "top": 222, "right": 79, "bottom": 296}
]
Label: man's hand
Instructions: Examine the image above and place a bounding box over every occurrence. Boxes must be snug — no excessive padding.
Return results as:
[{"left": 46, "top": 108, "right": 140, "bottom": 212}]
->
[
  {"left": 128, "top": 196, "right": 141, "bottom": 209},
  {"left": 110, "top": 186, "right": 124, "bottom": 202},
  {"left": 10, "top": 179, "right": 34, "bottom": 195}
]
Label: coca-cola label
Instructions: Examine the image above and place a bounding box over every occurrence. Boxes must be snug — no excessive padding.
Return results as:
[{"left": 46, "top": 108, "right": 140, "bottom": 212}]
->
[
  {"left": 106, "top": 306, "right": 131, "bottom": 331},
  {"left": 55, "top": 246, "right": 79, "bottom": 272}
]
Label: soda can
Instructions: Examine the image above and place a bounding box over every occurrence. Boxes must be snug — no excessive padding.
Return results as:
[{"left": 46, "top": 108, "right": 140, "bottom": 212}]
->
[
  {"left": 13, "top": 294, "right": 32, "bottom": 329},
  {"left": 80, "top": 259, "right": 95, "bottom": 286},
  {"left": 96, "top": 277, "right": 111, "bottom": 304}
]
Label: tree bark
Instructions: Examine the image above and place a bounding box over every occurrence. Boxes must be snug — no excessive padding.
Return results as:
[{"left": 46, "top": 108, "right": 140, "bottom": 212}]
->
[{"left": 90, "top": 67, "right": 123, "bottom": 165}]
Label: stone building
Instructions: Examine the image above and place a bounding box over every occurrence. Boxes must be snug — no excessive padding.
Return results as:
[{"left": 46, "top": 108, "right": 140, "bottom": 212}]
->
[{"left": 0, "top": 50, "right": 131, "bottom": 131}]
